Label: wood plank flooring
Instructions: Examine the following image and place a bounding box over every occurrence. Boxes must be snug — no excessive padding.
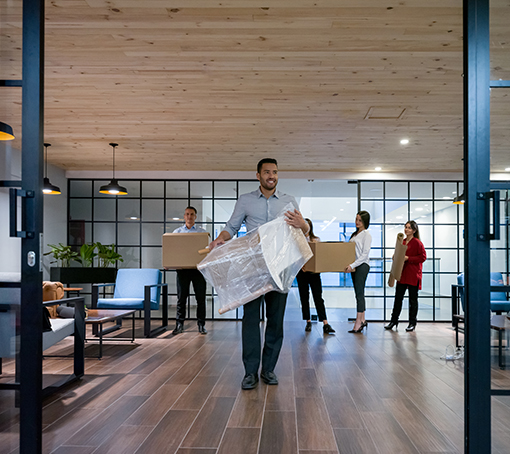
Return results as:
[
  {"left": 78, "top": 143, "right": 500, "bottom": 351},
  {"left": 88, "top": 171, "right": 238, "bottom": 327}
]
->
[{"left": 2, "top": 320, "right": 510, "bottom": 454}]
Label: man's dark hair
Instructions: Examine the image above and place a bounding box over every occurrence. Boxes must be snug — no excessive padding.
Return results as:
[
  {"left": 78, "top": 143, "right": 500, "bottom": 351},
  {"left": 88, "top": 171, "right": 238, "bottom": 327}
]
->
[
  {"left": 257, "top": 158, "right": 278, "bottom": 174},
  {"left": 185, "top": 206, "right": 197, "bottom": 214}
]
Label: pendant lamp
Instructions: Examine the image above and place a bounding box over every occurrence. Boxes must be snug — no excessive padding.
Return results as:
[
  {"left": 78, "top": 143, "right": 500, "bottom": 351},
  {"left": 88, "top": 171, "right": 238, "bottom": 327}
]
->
[
  {"left": 0, "top": 121, "right": 15, "bottom": 140},
  {"left": 42, "top": 143, "right": 61, "bottom": 195},
  {"left": 453, "top": 193, "right": 465, "bottom": 204},
  {"left": 99, "top": 143, "right": 128, "bottom": 195}
]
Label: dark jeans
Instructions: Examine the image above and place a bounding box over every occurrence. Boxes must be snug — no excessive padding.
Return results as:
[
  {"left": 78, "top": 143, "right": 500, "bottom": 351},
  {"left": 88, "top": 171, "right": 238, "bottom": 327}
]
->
[
  {"left": 242, "top": 291, "right": 287, "bottom": 375},
  {"left": 296, "top": 270, "right": 327, "bottom": 321},
  {"left": 176, "top": 269, "right": 206, "bottom": 325},
  {"left": 352, "top": 263, "right": 370, "bottom": 312},
  {"left": 390, "top": 282, "right": 419, "bottom": 324}
]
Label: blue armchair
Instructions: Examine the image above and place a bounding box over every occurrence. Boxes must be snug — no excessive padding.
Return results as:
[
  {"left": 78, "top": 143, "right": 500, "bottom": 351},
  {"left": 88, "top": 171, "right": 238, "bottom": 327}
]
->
[
  {"left": 91, "top": 268, "right": 168, "bottom": 338},
  {"left": 489, "top": 272, "right": 510, "bottom": 313},
  {"left": 455, "top": 272, "right": 510, "bottom": 314}
]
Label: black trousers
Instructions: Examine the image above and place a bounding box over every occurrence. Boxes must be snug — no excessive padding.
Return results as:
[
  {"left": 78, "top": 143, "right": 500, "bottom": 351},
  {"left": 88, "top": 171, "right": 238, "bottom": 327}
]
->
[
  {"left": 242, "top": 291, "right": 287, "bottom": 375},
  {"left": 296, "top": 270, "right": 327, "bottom": 321},
  {"left": 352, "top": 263, "right": 370, "bottom": 312},
  {"left": 176, "top": 269, "right": 206, "bottom": 325},
  {"left": 390, "top": 281, "right": 419, "bottom": 324}
]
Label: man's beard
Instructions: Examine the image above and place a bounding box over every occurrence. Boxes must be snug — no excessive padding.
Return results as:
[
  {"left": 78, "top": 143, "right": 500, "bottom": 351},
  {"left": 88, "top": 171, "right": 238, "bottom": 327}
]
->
[{"left": 260, "top": 179, "right": 277, "bottom": 191}]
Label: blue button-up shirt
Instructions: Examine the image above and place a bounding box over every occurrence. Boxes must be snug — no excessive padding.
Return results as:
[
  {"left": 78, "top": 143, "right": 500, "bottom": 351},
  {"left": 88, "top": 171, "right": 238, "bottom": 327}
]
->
[
  {"left": 173, "top": 224, "right": 207, "bottom": 233},
  {"left": 223, "top": 188, "right": 299, "bottom": 237}
]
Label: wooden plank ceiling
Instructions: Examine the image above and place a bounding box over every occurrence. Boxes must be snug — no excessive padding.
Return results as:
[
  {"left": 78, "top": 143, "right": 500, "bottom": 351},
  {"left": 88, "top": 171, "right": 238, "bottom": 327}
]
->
[{"left": 1, "top": 0, "right": 509, "bottom": 174}]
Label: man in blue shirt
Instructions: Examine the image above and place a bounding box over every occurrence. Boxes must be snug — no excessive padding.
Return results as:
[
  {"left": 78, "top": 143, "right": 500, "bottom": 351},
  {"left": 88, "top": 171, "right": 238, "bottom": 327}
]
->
[
  {"left": 209, "top": 158, "right": 309, "bottom": 389},
  {"left": 173, "top": 206, "right": 208, "bottom": 335}
]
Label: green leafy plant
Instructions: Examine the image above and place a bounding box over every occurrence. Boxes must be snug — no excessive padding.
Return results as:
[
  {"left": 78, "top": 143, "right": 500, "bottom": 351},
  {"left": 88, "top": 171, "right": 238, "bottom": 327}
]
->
[
  {"left": 46, "top": 242, "right": 123, "bottom": 268},
  {"left": 75, "top": 243, "right": 97, "bottom": 267},
  {"left": 44, "top": 243, "right": 78, "bottom": 267},
  {"left": 96, "top": 243, "right": 124, "bottom": 268}
]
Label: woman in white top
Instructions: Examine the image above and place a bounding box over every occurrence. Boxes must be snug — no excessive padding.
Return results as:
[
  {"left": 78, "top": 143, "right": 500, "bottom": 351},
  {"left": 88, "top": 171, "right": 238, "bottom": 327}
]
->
[{"left": 345, "top": 211, "right": 372, "bottom": 333}]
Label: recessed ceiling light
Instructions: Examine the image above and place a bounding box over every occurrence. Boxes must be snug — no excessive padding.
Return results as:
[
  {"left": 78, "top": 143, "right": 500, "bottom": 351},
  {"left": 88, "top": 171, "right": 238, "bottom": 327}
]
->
[
  {"left": 506, "top": 167, "right": 510, "bottom": 171},
  {"left": 374, "top": 167, "right": 382, "bottom": 171},
  {"left": 415, "top": 208, "right": 423, "bottom": 211},
  {"left": 396, "top": 215, "right": 403, "bottom": 219},
  {"left": 400, "top": 139, "right": 409, "bottom": 145}
]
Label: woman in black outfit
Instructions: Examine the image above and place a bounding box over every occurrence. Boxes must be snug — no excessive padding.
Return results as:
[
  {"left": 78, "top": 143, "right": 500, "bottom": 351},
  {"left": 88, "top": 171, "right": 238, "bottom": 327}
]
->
[{"left": 296, "top": 219, "right": 335, "bottom": 334}]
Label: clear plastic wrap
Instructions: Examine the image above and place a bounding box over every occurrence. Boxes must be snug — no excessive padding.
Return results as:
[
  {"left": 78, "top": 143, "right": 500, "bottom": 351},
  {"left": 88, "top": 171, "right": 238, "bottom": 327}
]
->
[{"left": 198, "top": 204, "right": 313, "bottom": 314}]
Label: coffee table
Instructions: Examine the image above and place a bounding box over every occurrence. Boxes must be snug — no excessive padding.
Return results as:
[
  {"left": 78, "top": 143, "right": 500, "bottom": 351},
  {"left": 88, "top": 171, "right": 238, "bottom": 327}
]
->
[{"left": 85, "top": 309, "right": 136, "bottom": 358}]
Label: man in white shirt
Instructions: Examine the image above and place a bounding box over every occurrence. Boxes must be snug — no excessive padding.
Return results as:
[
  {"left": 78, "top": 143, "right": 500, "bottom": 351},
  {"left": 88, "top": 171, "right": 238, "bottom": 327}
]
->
[{"left": 172, "top": 206, "right": 208, "bottom": 334}]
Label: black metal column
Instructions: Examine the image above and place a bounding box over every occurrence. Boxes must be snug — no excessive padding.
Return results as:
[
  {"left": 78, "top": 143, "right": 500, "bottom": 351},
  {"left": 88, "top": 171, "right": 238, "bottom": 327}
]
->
[
  {"left": 463, "top": 0, "right": 492, "bottom": 452},
  {"left": 20, "top": 0, "right": 45, "bottom": 452}
]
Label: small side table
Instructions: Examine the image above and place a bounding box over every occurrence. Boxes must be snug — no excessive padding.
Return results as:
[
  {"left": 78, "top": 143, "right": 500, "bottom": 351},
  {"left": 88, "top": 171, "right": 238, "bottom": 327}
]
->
[{"left": 85, "top": 309, "right": 136, "bottom": 359}]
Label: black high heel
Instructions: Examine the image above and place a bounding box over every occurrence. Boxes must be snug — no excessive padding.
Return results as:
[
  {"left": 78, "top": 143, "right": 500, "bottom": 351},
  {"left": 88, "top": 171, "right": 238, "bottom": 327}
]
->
[
  {"left": 406, "top": 324, "right": 416, "bottom": 332},
  {"left": 348, "top": 321, "right": 366, "bottom": 333},
  {"left": 384, "top": 321, "right": 398, "bottom": 330}
]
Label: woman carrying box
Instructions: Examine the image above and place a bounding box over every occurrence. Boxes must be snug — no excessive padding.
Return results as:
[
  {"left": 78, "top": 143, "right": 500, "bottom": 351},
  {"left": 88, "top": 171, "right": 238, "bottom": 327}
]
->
[{"left": 296, "top": 219, "right": 335, "bottom": 334}]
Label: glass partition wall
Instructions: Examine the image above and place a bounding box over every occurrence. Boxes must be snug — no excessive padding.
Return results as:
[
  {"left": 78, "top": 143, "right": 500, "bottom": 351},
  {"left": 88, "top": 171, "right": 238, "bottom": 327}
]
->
[
  {"left": 360, "top": 180, "right": 465, "bottom": 322},
  {"left": 66, "top": 178, "right": 504, "bottom": 323}
]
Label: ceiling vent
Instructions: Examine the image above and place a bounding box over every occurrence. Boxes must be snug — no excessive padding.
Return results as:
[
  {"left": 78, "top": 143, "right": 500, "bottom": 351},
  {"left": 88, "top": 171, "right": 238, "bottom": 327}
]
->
[{"left": 364, "top": 106, "right": 407, "bottom": 120}]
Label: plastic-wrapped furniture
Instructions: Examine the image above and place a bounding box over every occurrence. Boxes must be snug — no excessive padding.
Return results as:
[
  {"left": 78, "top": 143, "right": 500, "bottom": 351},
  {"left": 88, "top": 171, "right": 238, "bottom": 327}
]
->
[
  {"left": 91, "top": 268, "right": 168, "bottom": 337},
  {"left": 198, "top": 211, "right": 312, "bottom": 314}
]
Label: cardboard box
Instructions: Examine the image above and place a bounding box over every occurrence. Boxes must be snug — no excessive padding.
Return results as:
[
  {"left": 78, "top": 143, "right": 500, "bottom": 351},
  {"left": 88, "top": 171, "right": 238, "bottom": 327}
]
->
[
  {"left": 162, "top": 232, "right": 210, "bottom": 269},
  {"left": 302, "top": 242, "right": 356, "bottom": 273}
]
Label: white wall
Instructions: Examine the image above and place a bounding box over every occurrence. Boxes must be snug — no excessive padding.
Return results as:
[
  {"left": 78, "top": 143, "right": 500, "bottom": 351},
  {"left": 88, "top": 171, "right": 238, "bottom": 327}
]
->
[
  {"left": 0, "top": 143, "right": 22, "bottom": 274},
  {"left": 42, "top": 164, "right": 67, "bottom": 279},
  {"left": 0, "top": 143, "right": 67, "bottom": 279}
]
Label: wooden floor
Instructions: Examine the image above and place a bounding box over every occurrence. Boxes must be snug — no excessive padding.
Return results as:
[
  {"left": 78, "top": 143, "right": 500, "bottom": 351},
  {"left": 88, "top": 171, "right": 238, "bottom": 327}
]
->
[{"left": 2, "top": 320, "right": 510, "bottom": 454}]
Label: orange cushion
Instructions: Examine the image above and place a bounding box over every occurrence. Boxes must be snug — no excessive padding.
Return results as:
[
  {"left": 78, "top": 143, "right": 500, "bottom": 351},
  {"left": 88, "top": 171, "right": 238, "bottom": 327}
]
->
[{"left": 42, "top": 281, "right": 64, "bottom": 318}]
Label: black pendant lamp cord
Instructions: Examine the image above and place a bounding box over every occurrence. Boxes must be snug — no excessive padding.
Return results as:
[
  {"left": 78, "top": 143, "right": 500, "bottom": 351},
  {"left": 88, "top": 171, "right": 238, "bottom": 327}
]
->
[
  {"left": 44, "top": 143, "right": 50, "bottom": 178},
  {"left": 110, "top": 142, "right": 118, "bottom": 179}
]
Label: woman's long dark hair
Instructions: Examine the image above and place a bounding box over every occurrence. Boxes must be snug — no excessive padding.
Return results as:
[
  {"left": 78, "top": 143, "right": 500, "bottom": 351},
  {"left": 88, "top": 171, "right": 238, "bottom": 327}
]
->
[
  {"left": 406, "top": 220, "right": 420, "bottom": 240},
  {"left": 350, "top": 210, "right": 370, "bottom": 239},
  {"left": 305, "top": 218, "right": 319, "bottom": 241}
]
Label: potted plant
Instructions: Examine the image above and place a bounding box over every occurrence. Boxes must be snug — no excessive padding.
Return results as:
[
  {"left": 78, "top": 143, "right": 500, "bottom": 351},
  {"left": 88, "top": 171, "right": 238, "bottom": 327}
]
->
[
  {"left": 47, "top": 242, "right": 122, "bottom": 284},
  {"left": 75, "top": 244, "right": 97, "bottom": 267},
  {"left": 96, "top": 243, "right": 124, "bottom": 268},
  {"left": 44, "top": 243, "right": 78, "bottom": 267}
]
